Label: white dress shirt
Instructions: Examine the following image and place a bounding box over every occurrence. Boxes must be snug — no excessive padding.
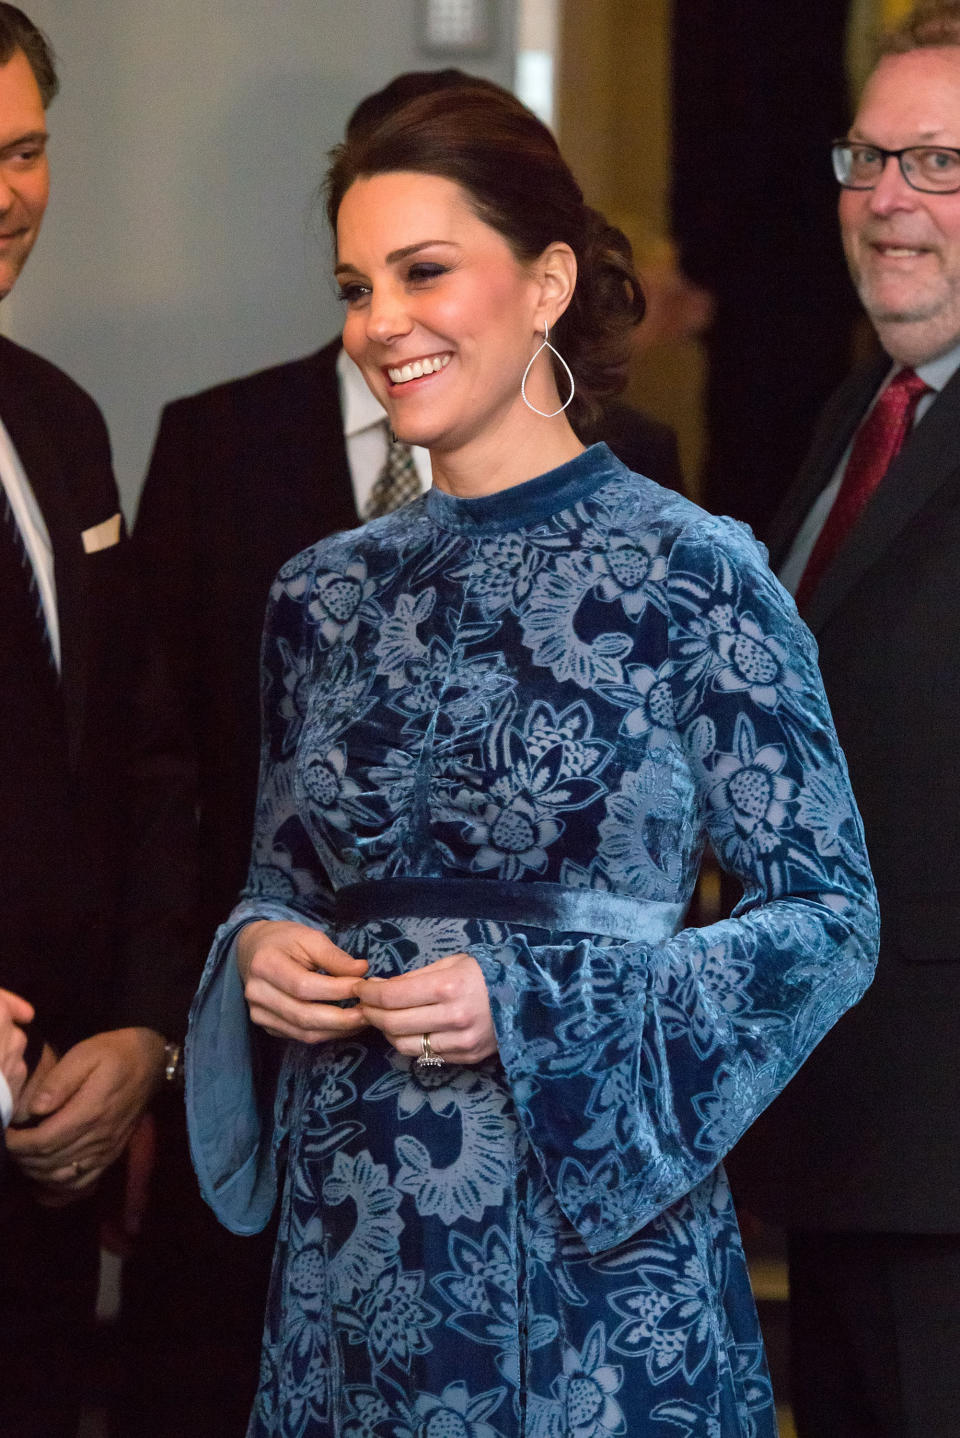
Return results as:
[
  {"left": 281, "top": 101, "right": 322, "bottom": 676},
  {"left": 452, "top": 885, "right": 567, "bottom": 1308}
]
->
[
  {"left": 336, "top": 348, "right": 431, "bottom": 513},
  {"left": 0, "top": 415, "right": 61, "bottom": 670},
  {"left": 779, "top": 341, "right": 960, "bottom": 595},
  {"left": 0, "top": 1070, "right": 11, "bottom": 1129}
]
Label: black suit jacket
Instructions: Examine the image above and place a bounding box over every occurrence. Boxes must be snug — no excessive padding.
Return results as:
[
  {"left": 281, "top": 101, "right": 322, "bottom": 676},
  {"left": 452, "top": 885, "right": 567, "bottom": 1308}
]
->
[
  {"left": 728, "top": 356, "right": 960, "bottom": 1232},
  {"left": 0, "top": 336, "right": 197, "bottom": 1054},
  {"left": 134, "top": 339, "right": 685, "bottom": 944}
]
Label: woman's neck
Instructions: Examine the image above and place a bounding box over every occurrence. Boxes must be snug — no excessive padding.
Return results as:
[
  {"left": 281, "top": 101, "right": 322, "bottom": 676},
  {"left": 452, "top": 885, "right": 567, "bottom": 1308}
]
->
[{"left": 429, "top": 415, "right": 585, "bottom": 498}]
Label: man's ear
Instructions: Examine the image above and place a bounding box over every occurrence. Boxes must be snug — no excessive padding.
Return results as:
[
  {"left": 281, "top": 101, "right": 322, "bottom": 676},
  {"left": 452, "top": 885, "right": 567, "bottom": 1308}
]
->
[{"left": 533, "top": 241, "right": 578, "bottom": 329}]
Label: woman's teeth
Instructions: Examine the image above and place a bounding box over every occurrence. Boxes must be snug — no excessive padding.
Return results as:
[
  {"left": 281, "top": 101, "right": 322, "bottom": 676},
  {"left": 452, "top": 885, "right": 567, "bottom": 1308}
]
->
[{"left": 388, "top": 354, "right": 451, "bottom": 384}]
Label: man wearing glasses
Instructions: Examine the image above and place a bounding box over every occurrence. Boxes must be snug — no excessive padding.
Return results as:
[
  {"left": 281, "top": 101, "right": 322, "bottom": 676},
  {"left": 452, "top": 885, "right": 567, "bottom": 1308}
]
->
[{"left": 728, "top": 4, "right": 960, "bottom": 1436}]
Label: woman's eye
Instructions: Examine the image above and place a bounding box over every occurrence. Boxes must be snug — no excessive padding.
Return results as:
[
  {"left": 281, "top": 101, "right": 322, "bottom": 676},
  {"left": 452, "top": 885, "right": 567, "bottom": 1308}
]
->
[
  {"left": 407, "top": 263, "right": 446, "bottom": 285},
  {"left": 337, "top": 282, "right": 370, "bottom": 305}
]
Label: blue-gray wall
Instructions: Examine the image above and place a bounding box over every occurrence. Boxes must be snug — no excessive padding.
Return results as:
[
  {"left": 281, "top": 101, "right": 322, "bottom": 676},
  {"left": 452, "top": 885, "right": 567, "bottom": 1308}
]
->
[{"left": 3, "top": 1, "right": 517, "bottom": 511}]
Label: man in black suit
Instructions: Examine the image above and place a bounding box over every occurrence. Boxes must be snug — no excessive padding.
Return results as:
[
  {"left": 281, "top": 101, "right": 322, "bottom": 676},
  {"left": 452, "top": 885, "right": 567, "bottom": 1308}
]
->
[
  {"left": 729, "top": 6, "right": 960, "bottom": 1435},
  {"left": 0, "top": 9, "right": 196, "bottom": 1434},
  {"left": 122, "top": 73, "right": 685, "bottom": 1437}
]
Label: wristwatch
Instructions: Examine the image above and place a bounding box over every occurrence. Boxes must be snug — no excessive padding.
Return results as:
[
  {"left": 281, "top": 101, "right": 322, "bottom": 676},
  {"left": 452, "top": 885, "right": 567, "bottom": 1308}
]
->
[{"left": 163, "top": 1039, "right": 184, "bottom": 1089}]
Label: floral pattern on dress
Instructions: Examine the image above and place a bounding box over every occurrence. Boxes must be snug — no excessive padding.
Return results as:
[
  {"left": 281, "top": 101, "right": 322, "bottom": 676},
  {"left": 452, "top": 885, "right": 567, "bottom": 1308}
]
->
[{"left": 187, "top": 445, "right": 878, "bottom": 1437}]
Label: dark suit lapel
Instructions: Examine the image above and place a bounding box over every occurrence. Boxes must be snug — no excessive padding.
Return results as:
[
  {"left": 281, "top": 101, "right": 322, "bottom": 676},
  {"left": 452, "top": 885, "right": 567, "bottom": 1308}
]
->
[
  {"left": 251, "top": 340, "right": 357, "bottom": 546},
  {"left": 0, "top": 356, "right": 88, "bottom": 762},
  {"left": 804, "top": 360, "right": 960, "bottom": 633},
  {"left": 297, "top": 340, "right": 358, "bottom": 532},
  {"left": 765, "top": 357, "right": 888, "bottom": 569}
]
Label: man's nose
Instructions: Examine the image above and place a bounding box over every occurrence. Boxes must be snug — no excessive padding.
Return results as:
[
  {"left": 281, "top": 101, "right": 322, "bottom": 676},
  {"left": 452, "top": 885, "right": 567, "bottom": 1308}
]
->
[{"left": 868, "top": 153, "right": 919, "bottom": 214}]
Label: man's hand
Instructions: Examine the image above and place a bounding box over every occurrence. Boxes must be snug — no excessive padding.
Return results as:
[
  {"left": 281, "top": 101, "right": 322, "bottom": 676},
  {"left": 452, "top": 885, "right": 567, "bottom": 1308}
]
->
[
  {"left": 11, "top": 1038, "right": 58, "bottom": 1124},
  {"left": 356, "top": 952, "right": 498, "bottom": 1065},
  {"left": 6, "top": 1026, "right": 165, "bottom": 1200},
  {"left": 0, "top": 987, "right": 34, "bottom": 1114},
  {"left": 238, "top": 919, "right": 369, "bottom": 1043}
]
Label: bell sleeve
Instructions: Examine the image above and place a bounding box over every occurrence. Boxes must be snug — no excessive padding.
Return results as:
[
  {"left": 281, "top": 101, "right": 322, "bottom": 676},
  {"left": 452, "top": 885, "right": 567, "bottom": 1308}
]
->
[
  {"left": 186, "top": 547, "right": 335, "bottom": 1233},
  {"left": 471, "top": 519, "right": 879, "bottom": 1254}
]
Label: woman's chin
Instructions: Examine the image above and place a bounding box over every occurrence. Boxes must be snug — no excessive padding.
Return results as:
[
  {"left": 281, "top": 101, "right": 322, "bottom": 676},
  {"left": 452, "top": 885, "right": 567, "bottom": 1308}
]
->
[
  {"left": 390, "top": 416, "right": 457, "bottom": 452},
  {"left": 391, "top": 425, "right": 431, "bottom": 450}
]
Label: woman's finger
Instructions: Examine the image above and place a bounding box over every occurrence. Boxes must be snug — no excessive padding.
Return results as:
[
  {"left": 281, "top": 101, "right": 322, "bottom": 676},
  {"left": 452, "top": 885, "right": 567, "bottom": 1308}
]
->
[
  {"left": 359, "top": 999, "right": 461, "bottom": 1040},
  {"left": 355, "top": 952, "right": 475, "bottom": 1012},
  {"left": 246, "top": 961, "right": 362, "bottom": 1008},
  {"left": 238, "top": 919, "right": 367, "bottom": 985},
  {"left": 247, "top": 1006, "right": 368, "bottom": 1045},
  {"left": 245, "top": 981, "right": 369, "bottom": 1043},
  {"left": 388, "top": 1026, "right": 495, "bottom": 1066}
]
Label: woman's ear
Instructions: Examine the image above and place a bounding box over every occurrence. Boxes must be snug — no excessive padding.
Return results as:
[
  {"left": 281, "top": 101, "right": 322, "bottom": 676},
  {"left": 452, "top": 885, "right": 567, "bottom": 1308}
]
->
[{"left": 533, "top": 241, "right": 578, "bottom": 329}]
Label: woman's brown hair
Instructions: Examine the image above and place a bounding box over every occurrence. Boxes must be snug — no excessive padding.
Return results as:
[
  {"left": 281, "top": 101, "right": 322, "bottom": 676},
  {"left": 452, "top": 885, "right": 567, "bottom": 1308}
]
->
[{"left": 325, "top": 83, "right": 644, "bottom": 431}]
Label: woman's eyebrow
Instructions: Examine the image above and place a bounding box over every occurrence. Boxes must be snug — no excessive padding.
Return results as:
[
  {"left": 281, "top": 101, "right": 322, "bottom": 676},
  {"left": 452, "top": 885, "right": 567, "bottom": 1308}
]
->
[{"left": 334, "top": 240, "right": 457, "bottom": 277}]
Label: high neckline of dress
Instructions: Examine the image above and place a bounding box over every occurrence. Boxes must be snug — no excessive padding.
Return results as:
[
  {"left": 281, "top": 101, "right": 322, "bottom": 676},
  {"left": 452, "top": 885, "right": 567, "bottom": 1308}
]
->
[{"left": 425, "top": 443, "right": 623, "bottom": 535}]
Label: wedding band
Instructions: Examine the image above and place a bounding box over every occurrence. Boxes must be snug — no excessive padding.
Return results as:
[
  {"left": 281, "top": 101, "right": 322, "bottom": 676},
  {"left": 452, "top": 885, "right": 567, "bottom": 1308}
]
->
[{"left": 416, "top": 1033, "right": 443, "bottom": 1070}]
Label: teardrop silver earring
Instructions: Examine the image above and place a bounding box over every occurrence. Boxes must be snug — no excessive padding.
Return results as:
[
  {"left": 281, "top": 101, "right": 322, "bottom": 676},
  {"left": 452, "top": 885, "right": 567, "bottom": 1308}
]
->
[{"left": 521, "top": 322, "right": 575, "bottom": 418}]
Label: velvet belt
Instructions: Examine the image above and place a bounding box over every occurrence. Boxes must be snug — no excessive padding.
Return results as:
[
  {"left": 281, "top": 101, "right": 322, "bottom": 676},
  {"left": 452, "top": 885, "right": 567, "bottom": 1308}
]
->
[{"left": 334, "top": 877, "right": 683, "bottom": 945}]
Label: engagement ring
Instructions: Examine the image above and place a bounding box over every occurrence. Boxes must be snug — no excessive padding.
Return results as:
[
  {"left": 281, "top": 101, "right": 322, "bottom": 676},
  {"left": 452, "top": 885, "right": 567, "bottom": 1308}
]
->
[{"left": 416, "top": 1033, "right": 444, "bottom": 1069}]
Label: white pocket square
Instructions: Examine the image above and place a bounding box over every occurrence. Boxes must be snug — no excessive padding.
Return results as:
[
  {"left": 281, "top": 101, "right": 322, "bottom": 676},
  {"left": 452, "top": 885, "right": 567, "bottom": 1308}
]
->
[{"left": 81, "top": 512, "right": 122, "bottom": 554}]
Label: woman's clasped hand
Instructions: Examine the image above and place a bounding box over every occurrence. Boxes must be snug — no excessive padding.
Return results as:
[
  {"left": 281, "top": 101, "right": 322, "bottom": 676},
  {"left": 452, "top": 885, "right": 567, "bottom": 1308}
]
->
[{"left": 237, "top": 920, "right": 497, "bottom": 1063}]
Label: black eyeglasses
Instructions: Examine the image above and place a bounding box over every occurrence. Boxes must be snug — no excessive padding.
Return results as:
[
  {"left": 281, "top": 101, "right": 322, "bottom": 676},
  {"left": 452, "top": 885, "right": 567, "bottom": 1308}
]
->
[{"left": 832, "top": 139, "right": 960, "bottom": 193}]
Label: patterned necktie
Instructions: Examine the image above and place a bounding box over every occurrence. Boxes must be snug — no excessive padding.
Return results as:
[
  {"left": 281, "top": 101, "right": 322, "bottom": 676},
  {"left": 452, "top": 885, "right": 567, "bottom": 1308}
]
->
[
  {"left": 0, "top": 481, "right": 56, "bottom": 670},
  {"left": 795, "top": 367, "right": 930, "bottom": 609},
  {"left": 363, "top": 433, "right": 421, "bottom": 520}
]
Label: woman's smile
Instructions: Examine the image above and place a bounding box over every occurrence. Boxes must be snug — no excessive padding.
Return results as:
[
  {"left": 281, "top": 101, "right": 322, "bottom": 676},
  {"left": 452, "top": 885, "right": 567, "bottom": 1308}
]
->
[
  {"left": 336, "top": 171, "right": 551, "bottom": 461},
  {"left": 385, "top": 352, "right": 452, "bottom": 386}
]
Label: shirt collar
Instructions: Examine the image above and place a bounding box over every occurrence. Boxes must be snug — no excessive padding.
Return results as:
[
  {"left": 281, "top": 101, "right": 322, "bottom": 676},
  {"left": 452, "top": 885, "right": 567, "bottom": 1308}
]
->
[
  {"left": 336, "top": 345, "right": 388, "bottom": 438},
  {"left": 914, "top": 338, "right": 960, "bottom": 394}
]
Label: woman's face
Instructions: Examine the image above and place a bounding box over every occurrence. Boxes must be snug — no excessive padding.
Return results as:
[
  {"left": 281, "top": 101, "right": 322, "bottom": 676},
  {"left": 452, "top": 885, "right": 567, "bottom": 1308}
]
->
[{"left": 335, "top": 171, "right": 547, "bottom": 453}]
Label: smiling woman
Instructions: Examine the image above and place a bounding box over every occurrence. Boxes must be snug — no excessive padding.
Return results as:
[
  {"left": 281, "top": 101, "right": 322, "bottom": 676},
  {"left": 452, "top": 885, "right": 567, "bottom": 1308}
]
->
[
  {"left": 186, "top": 77, "right": 880, "bottom": 1438},
  {"left": 334, "top": 168, "right": 582, "bottom": 475},
  {"left": 328, "top": 83, "right": 643, "bottom": 464}
]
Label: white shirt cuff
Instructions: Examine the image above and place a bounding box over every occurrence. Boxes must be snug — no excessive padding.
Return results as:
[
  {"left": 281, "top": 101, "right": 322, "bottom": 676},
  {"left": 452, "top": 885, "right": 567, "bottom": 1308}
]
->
[{"left": 0, "top": 1069, "right": 12, "bottom": 1129}]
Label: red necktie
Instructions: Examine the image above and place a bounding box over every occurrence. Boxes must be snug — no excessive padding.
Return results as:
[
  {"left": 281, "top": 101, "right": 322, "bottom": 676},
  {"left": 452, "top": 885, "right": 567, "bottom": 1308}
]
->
[{"left": 795, "top": 367, "right": 930, "bottom": 609}]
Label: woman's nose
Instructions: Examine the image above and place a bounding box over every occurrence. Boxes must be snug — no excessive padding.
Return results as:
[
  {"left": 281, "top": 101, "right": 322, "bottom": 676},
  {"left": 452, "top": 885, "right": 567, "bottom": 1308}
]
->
[{"left": 365, "top": 284, "right": 412, "bottom": 344}]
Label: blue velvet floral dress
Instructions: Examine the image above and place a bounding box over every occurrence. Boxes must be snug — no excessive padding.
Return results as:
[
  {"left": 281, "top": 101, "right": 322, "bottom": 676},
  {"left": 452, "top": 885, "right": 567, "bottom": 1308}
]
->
[{"left": 187, "top": 444, "right": 878, "bottom": 1438}]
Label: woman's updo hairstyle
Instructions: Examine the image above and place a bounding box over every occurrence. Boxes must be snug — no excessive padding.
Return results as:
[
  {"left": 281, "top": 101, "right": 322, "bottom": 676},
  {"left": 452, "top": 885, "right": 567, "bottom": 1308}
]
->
[{"left": 325, "top": 82, "right": 645, "bottom": 432}]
